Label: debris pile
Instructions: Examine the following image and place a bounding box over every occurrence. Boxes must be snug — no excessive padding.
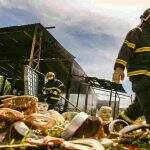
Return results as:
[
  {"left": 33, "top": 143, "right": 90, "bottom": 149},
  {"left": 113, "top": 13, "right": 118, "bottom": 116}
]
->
[{"left": 0, "top": 95, "right": 150, "bottom": 149}]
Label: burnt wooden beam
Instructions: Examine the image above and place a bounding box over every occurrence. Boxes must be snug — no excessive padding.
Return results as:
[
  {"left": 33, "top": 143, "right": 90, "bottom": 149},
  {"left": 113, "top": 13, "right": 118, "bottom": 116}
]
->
[
  {"left": 0, "top": 42, "right": 4, "bottom": 46},
  {"left": 23, "top": 31, "right": 41, "bottom": 47},
  {"left": 4, "top": 34, "right": 18, "bottom": 43},
  {"left": 28, "top": 26, "right": 43, "bottom": 70}
]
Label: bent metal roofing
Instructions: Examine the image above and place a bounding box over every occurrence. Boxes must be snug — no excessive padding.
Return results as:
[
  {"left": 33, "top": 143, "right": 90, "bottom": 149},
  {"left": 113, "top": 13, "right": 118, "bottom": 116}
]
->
[{"left": 0, "top": 23, "right": 88, "bottom": 93}]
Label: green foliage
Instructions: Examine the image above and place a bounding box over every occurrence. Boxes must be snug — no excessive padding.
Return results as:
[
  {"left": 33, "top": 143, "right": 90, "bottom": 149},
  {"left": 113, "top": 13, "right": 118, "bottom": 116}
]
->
[{"left": 0, "top": 75, "right": 11, "bottom": 95}]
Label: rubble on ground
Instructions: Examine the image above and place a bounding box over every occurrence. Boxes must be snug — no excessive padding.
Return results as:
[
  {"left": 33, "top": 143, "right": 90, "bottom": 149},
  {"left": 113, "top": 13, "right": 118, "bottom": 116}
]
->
[{"left": 0, "top": 95, "right": 150, "bottom": 150}]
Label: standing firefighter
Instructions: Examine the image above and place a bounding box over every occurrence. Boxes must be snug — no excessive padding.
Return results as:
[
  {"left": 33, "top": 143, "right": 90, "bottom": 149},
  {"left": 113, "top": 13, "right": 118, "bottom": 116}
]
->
[
  {"left": 112, "top": 8, "right": 150, "bottom": 124},
  {"left": 42, "top": 72, "right": 64, "bottom": 109}
]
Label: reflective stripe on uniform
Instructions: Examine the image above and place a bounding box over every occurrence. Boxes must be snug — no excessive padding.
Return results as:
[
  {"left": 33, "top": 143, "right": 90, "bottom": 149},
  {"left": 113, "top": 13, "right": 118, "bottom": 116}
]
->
[
  {"left": 135, "top": 47, "right": 150, "bottom": 53},
  {"left": 128, "top": 70, "right": 150, "bottom": 77},
  {"left": 45, "top": 87, "right": 61, "bottom": 93},
  {"left": 49, "top": 96, "right": 60, "bottom": 100},
  {"left": 115, "top": 59, "right": 127, "bottom": 67},
  {"left": 59, "top": 83, "right": 64, "bottom": 87},
  {"left": 124, "top": 40, "right": 136, "bottom": 49}
]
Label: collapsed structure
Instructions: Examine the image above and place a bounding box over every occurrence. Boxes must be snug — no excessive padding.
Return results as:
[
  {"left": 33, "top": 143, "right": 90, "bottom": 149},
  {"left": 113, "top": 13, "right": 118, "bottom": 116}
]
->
[
  {"left": 0, "top": 23, "right": 147, "bottom": 149},
  {"left": 0, "top": 23, "right": 97, "bottom": 112},
  {"left": 0, "top": 23, "right": 128, "bottom": 113}
]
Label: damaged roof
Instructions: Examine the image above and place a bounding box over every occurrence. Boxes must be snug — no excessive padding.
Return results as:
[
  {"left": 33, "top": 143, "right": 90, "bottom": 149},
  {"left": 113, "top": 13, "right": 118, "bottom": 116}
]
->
[{"left": 0, "top": 23, "right": 88, "bottom": 93}]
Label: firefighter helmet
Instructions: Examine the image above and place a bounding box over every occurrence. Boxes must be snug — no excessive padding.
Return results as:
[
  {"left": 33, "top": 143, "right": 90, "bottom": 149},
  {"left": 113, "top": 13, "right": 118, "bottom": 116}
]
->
[
  {"left": 46, "top": 72, "right": 55, "bottom": 78},
  {"left": 140, "top": 8, "right": 150, "bottom": 22}
]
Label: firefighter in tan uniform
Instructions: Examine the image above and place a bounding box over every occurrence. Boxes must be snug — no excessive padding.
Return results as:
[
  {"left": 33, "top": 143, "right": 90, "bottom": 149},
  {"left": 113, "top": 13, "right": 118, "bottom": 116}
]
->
[
  {"left": 42, "top": 72, "right": 64, "bottom": 109},
  {"left": 112, "top": 8, "right": 150, "bottom": 124}
]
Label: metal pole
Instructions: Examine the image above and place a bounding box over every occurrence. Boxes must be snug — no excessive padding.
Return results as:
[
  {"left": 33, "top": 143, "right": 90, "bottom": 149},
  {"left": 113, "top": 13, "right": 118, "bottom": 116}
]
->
[
  {"left": 109, "top": 89, "right": 113, "bottom": 106},
  {"left": 116, "top": 92, "right": 121, "bottom": 116},
  {"left": 113, "top": 91, "right": 117, "bottom": 119},
  {"left": 45, "top": 26, "right": 56, "bottom": 29},
  {"left": 85, "top": 86, "right": 90, "bottom": 112},
  {"left": 76, "top": 83, "right": 81, "bottom": 109}
]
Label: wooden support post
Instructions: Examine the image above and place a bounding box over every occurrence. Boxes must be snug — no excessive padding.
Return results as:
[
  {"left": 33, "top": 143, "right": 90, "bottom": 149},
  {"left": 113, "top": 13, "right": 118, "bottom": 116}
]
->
[
  {"left": 28, "top": 26, "right": 42, "bottom": 70},
  {"left": 29, "top": 27, "right": 37, "bottom": 67},
  {"left": 35, "top": 31, "right": 42, "bottom": 70}
]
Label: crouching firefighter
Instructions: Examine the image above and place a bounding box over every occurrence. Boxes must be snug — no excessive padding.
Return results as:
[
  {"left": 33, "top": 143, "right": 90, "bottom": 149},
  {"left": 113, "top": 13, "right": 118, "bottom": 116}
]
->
[
  {"left": 112, "top": 8, "right": 150, "bottom": 124},
  {"left": 42, "top": 72, "right": 64, "bottom": 109}
]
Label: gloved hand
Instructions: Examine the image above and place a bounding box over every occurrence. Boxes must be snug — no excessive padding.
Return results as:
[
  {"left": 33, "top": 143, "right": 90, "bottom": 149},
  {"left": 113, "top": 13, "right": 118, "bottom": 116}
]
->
[
  {"left": 42, "top": 88, "right": 53, "bottom": 95},
  {"left": 53, "top": 91, "right": 58, "bottom": 95},
  {"left": 43, "top": 90, "right": 46, "bottom": 95},
  {"left": 112, "top": 67, "right": 124, "bottom": 84}
]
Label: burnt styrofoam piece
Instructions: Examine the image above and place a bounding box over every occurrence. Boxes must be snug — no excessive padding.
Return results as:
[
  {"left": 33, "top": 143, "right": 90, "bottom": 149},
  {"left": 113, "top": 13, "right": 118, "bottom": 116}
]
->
[{"left": 62, "top": 112, "right": 89, "bottom": 139}]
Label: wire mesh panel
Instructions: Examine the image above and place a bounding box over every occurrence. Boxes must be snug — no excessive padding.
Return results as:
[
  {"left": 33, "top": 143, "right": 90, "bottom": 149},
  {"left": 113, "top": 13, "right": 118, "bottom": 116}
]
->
[{"left": 24, "top": 65, "right": 38, "bottom": 96}]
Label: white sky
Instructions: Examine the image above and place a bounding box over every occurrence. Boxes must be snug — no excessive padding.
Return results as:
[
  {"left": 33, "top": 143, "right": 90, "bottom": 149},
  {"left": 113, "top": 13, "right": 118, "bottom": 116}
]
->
[{"left": 0, "top": 0, "right": 149, "bottom": 95}]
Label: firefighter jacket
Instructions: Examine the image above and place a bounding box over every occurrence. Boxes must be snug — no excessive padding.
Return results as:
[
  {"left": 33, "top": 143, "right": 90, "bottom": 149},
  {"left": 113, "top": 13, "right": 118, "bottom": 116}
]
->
[
  {"left": 42, "top": 79, "right": 64, "bottom": 101},
  {"left": 114, "top": 23, "right": 150, "bottom": 81}
]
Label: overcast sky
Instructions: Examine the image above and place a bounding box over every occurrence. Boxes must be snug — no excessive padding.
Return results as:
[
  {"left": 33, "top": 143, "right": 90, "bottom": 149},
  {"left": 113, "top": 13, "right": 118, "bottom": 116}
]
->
[{"left": 0, "top": 0, "right": 149, "bottom": 95}]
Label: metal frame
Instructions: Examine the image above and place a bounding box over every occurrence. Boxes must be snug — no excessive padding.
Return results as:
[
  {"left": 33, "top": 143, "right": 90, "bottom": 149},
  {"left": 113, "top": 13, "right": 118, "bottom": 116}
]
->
[
  {"left": 86, "top": 77, "right": 132, "bottom": 118},
  {"left": 0, "top": 24, "right": 98, "bottom": 112},
  {"left": 24, "top": 65, "right": 38, "bottom": 96}
]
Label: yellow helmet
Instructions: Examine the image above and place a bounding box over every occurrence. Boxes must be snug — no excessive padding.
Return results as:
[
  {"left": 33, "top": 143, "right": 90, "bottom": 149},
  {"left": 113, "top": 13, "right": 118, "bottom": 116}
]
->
[
  {"left": 140, "top": 8, "right": 150, "bottom": 22},
  {"left": 46, "top": 72, "right": 55, "bottom": 78}
]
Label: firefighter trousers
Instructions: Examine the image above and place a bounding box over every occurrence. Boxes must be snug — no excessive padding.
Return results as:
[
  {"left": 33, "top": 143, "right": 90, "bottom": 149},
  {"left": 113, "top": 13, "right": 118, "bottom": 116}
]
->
[{"left": 125, "top": 77, "right": 150, "bottom": 123}]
